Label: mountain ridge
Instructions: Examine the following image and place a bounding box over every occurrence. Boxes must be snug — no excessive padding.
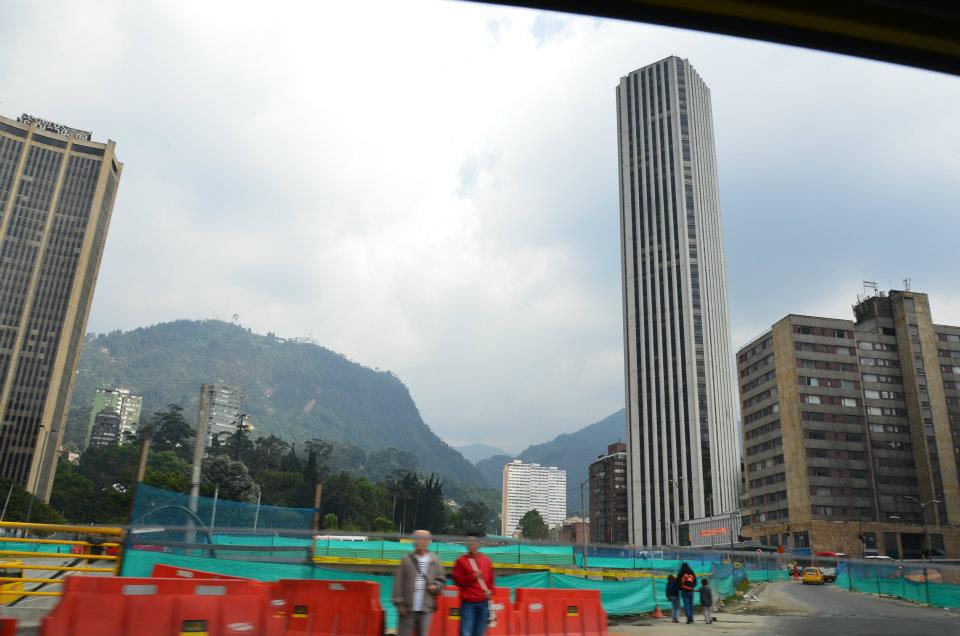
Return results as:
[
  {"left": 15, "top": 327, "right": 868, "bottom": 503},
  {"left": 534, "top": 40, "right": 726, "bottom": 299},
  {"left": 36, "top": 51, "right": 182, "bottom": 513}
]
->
[
  {"left": 475, "top": 409, "right": 626, "bottom": 513},
  {"left": 68, "top": 319, "right": 483, "bottom": 484}
]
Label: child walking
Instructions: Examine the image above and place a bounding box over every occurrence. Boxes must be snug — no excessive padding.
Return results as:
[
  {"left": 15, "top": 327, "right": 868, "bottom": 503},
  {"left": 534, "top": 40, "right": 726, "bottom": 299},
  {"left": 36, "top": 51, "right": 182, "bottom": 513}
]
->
[{"left": 699, "top": 578, "right": 714, "bottom": 624}]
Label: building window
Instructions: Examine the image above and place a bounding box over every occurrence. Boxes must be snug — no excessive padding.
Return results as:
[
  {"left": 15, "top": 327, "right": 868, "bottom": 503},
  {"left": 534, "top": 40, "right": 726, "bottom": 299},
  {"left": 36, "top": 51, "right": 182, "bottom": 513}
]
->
[
  {"left": 795, "top": 532, "right": 810, "bottom": 548},
  {"left": 842, "top": 397, "right": 858, "bottom": 407}
]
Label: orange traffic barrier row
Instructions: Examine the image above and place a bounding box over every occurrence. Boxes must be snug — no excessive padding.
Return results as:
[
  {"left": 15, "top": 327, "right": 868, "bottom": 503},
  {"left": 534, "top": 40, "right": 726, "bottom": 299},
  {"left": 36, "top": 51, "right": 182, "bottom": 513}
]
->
[{"left": 35, "top": 568, "right": 606, "bottom": 636}]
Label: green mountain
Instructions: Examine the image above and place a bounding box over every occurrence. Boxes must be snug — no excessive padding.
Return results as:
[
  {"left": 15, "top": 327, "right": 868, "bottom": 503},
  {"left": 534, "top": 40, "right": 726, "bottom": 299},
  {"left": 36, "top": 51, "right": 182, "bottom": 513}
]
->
[
  {"left": 68, "top": 319, "right": 484, "bottom": 484},
  {"left": 475, "top": 409, "right": 626, "bottom": 513},
  {"left": 455, "top": 443, "right": 512, "bottom": 464}
]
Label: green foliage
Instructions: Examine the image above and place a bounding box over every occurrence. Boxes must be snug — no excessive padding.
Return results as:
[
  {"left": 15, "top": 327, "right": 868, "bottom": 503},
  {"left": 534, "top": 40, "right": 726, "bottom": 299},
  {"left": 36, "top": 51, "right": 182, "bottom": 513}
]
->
[
  {"left": 70, "top": 320, "right": 483, "bottom": 483},
  {"left": 322, "top": 513, "right": 338, "bottom": 529},
  {"left": 0, "top": 479, "right": 67, "bottom": 525},
  {"left": 201, "top": 455, "right": 259, "bottom": 503},
  {"left": 143, "top": 405, "right": 195, "bottom": 462},
  {"left": 518, "top": 509, "right": 549, "bottom": 540}
]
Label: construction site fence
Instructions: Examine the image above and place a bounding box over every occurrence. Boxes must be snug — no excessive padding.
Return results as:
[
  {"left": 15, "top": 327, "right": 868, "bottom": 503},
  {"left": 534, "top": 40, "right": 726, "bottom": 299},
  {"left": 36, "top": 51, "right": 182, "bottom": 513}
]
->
[
  {"left": 833, "top": 561, "right": 960, "bottom": 608},
  {"left": 120, "top": 547, "right": 745, "bottom": 629}
]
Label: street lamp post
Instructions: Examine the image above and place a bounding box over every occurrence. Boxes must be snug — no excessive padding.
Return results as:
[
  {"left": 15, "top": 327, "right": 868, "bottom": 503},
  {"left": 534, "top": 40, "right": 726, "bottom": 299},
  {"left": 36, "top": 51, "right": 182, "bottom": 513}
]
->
[
  {"left": 886, "top": 515, "right": 902, "bottom": 562},
  {"left": 903, "top": 496, "right": 940, "bottom": 560}
]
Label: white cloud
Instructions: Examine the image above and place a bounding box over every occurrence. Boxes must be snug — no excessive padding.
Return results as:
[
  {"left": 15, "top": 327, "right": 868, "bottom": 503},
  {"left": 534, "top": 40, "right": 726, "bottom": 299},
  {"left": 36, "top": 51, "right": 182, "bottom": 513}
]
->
[{"left": 1, "top": 0, "right": 958, "bottom": 449}]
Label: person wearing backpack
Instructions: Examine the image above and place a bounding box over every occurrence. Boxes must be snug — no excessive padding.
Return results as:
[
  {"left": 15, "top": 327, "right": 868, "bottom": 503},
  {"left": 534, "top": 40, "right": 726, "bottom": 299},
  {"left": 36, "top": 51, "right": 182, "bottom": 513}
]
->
[
  {"left": 392, "top": 530, "right": 446, "bottom": 636},
  {"left": 452, "top": 535, "right": 495, "bottom": 636},
  {"left": 665, "top": 574, "right": 681, "bottom": 623},
  {"left": 678, "top": 562, "right": 697, "bottom": 624}
]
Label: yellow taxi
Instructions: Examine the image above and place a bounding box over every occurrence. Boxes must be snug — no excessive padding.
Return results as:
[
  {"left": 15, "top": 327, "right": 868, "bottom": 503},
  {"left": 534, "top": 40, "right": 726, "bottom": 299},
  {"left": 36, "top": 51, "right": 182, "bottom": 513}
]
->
[{"left": 801, "top": 567, "right": 824, "bottom": 585}]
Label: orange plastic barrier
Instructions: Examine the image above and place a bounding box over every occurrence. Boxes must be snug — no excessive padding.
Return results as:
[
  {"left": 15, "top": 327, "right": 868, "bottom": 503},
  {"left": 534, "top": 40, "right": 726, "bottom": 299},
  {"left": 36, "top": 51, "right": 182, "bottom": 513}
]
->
[
  {"left": 513, "top": 588, "right": 607, "bottom": 636},
  {"left": 271, "top": 579, "right": 384, "bottom": 636},
  {"left": 40, "top": 576, "right": 282, "bottom": 636},
  {"left": 151, "top": 564, "right": 248, "bottom": 580},
  {"left": 0, "top": 617, "right": 16, "bottom": 636},
  {"left": 430, "top": 586, "right": 513, "bottom": 636}
]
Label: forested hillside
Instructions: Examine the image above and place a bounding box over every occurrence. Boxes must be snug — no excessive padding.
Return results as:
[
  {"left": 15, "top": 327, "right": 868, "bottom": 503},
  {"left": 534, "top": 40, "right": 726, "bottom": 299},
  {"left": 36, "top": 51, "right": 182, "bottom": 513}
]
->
[{"left": 67, "top": 320, "right": 483, "bottom": 484}]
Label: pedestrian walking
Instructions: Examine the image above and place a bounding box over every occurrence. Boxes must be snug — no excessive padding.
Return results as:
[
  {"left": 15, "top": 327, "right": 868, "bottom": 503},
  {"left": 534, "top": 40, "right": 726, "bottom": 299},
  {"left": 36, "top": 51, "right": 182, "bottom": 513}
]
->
[
  {"left": 665, "top": 574, "right": 681, "bottom": 623},
  {"left": 452, "top": 535, "right": 495, "bottom": 636},
  {"left": 699, "top": 577, "right": 714, "bottom": 624},
  {"left": 678, "top": 562, "right": 696, "bottom": 624},
  {"left": 392, "top": 529, "right": 446, "bottom": 636}
]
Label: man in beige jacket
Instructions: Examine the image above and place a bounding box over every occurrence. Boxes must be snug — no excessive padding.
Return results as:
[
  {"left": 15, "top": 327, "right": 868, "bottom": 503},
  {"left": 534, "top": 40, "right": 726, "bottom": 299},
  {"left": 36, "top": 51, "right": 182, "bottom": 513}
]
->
[{"left": 392, "top": 530, "right": 446, "bottom": 636}]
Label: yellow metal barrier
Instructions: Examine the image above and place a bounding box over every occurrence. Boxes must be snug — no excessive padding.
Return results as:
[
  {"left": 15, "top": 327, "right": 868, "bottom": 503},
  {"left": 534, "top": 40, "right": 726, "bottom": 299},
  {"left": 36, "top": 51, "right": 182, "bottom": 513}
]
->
[{"left": 0, "top": 520, "right": 125, "bottom": 604}]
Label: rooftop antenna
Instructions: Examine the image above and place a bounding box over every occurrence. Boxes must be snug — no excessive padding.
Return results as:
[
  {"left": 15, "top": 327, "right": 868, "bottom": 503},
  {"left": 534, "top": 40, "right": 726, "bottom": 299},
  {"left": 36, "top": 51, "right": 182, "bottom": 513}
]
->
[
  {"left": 903, "top": 277, "right": 911, "bottom": 291},
  {"left": 859, "top": 281, "right": 878, "bottom": 304}
]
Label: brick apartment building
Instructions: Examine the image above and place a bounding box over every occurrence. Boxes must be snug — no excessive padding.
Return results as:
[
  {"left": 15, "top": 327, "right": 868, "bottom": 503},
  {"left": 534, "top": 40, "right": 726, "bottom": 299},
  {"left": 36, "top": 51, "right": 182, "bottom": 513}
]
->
[{"left": 738, "top": 289, "right": 960, "bottom": 558}]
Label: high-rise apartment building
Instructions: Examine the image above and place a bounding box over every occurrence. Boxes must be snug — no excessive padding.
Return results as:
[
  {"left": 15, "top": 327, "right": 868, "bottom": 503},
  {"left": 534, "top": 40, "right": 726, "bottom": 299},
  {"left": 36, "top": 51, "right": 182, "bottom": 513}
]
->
[
  {"left": 88, "top": 410, "right": 122, "bottom": 448},
  {"left": 85, "top": 387, "right": 142, "bottom": 448},
  {"left": 501, "top": 460, "right": 566, "bottom": 536},
  {"left": 738, "top": 289, "right": 960, "bottom": 558},
  {"left": 589, "top": 442, "right": 629, "bottom": 544},
  {"left": 196, "top": 382, "right": 242, "bottom": 447},
  {"left": 0, "top": 113, "right": 121, "bottom": 500},
  {"left": 617, "top": 57, "right": 740, "bottom": 546}
]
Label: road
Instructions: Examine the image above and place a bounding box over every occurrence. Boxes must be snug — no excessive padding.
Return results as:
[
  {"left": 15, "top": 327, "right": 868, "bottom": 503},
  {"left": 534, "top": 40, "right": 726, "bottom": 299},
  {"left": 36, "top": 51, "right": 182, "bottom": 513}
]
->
[{"left": 611, "top": 580, "right": 959, "bottom": 636}]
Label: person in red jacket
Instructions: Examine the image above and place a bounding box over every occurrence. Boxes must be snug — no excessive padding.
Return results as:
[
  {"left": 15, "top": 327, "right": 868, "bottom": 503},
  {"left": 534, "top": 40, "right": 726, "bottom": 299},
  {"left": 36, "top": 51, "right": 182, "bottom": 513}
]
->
[{"left": 452, "top": 535, "right": 495, "bottom": 636}]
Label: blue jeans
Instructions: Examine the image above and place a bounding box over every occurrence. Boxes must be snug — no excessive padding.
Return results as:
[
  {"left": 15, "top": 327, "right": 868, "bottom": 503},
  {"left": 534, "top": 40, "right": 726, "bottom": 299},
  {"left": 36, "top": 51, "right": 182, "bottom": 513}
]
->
[
  {"left": 460, "top": 600, "right": 489, "bottom": 636},
  {"left": 667, "top": 595, "right": 680, "bottom": 620},
  {"left": 680, "top": 590, "right": 694, "bottom": 621}
]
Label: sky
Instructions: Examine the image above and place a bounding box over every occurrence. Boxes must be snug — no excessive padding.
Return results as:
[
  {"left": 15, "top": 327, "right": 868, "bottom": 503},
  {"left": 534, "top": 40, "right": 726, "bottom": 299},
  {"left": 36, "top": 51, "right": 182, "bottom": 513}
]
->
[{"left": 1, "top": 1, "right": 958, "bottom": 452}]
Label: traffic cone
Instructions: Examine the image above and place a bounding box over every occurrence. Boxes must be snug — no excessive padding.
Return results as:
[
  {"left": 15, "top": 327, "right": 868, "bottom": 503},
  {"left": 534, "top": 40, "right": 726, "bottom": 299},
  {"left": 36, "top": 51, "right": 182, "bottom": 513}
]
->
[{"left": 652, "top": 604, "right": 665, "bottom": 619}]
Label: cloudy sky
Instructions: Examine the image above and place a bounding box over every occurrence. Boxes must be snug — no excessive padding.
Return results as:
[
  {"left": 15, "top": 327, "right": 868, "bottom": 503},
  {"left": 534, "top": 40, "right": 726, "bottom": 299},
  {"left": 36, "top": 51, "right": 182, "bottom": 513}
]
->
[{"left": 2, "top": 1, "right": 958, "bottom": 451}]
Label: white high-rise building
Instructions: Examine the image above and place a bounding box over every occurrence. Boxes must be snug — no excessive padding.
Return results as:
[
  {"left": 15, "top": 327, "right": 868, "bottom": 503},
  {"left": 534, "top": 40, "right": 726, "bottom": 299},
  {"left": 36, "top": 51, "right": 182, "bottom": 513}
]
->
[
  {"left": 501, "top": 460, "right": 566, "bottom": 536},
  {"left": 196, "top": 382, "right": 242, "bottom": 447},
  {"left": 617, "top": 56, "right": 740, "bottom": 546}
]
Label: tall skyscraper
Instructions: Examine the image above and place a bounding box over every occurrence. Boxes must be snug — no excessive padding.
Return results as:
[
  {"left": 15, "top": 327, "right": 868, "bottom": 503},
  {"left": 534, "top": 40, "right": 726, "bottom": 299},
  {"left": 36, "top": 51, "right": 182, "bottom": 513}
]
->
[
  {"left": 85, "top": 387, "right": 142, "bottom": 448},
  {"left": 738, "top": 289, "right": 960, "bottom": 558},
  {"left": 0, "top": 113, "right": 121, "bottom": 500},
  {"left": 617, "top": 57, "right": 739, "bottom": 546},
  {"left": 501, "top": 460, "right": 566, "bottom": 536}
]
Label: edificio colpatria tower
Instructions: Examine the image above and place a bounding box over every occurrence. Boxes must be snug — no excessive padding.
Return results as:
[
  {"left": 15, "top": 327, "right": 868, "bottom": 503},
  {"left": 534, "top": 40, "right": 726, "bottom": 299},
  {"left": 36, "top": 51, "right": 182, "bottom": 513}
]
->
[{"left": 617, "top": 57, "right": 739, "bottom": 546}]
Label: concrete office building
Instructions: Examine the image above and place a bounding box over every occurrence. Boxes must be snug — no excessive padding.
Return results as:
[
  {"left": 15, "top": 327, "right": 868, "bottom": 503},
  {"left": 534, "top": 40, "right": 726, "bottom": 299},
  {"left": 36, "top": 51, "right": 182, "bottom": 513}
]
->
[
  {"left": 589, "top": 442, "right": 629, "bottom": 544},
  {"left": 0, "top": 113, "right": 121, "bottom": 500},
  {"left": 85, "top": 387, "right": 142, "bottom": 448},
  {"left": 196, "top": 382, "right": 242, "bottom": 447},
  {"left": 738, "top": 289, "right": 960, "bottom": 558},
  {"left": 617, "top": 57, "right": 740, "bottom": 546},
  {"left": 88, "top": 411, "right": 122, "bottom": 448},
  {"left": 501, "top": 460, "right": 566, "bottom": 536}
]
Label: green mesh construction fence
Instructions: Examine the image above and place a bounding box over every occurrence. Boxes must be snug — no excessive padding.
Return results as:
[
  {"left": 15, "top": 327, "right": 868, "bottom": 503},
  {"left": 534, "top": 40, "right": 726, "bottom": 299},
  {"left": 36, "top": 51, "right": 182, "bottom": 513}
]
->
[
  {"left": 121, "top": 548, "right": 740, "bottom": 628},
  {"left": 833, "top": 563, "right": 960, "bottom": 608}
]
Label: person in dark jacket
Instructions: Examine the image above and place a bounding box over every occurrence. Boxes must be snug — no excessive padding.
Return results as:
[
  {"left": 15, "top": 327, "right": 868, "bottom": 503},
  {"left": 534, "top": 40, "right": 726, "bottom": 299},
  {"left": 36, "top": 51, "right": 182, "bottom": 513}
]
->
[
  {"left": 665, "top": 574, "right": 681, "bottom": 622},
  {"left": 392, "top": 530, "right": 446, "bottom": 636},
  {"left": 699, "top": 577, "right": 714, "bottom": 624},
  {"left": 677, "top": 562, "right": 696, "bottom": 623}
]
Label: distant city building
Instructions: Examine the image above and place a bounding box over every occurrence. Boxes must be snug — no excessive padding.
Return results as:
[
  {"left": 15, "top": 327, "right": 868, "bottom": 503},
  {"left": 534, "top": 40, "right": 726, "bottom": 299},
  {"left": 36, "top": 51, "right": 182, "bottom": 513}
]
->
[
  {"left": 196, "top": 383, "right": 242, "bottom": 447},
  {"left": 88, "top": 411, "right": 122, "bottom": 449},
  {"left": 0, "top": 113, "right": 122, "bottom": 500},
  {"left": 589, "top": 442, "right": 629, "bottom": 544},
  {"left": 501, "top": 460, "right": 566, "bottom": 536},
  {"left": 617, "top": 57, "right": 740, "bottom": 546},
  {"left": 85, "top": 388, "right": 142, "bottom": 448},
  {"left": 550, "top": 516, "right": 589, "bottom": 544},
  {"left": 739, "top": 288, "right": 960, "bottom": 558}
]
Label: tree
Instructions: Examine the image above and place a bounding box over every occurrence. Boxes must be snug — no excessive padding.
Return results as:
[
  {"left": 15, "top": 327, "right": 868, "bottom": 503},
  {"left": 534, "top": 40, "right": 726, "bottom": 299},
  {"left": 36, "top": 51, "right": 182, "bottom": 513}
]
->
[
  {"left": 144, "top": 405, "right": 194, "bottom": 461},
  {"left": 322, "top": 513, "right": 338, "bottom": 529},
  {"left": 518, "top": 509, "right": 549, "bottom": 540},
  {"left": 252, "top": 435, "right": 290, "bottom": 472},
  {"left": 459, "top": 500, "right": 493, "bottom": 536},
  {"left": 201, "top": 455, "right": 259, "bottom": 503}
]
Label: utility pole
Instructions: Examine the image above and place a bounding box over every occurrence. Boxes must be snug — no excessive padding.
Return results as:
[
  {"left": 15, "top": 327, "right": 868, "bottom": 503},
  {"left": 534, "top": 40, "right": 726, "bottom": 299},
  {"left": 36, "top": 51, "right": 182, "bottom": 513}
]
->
[{"left": 579, "top": 480, "right": 589, "bottom": 569}]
